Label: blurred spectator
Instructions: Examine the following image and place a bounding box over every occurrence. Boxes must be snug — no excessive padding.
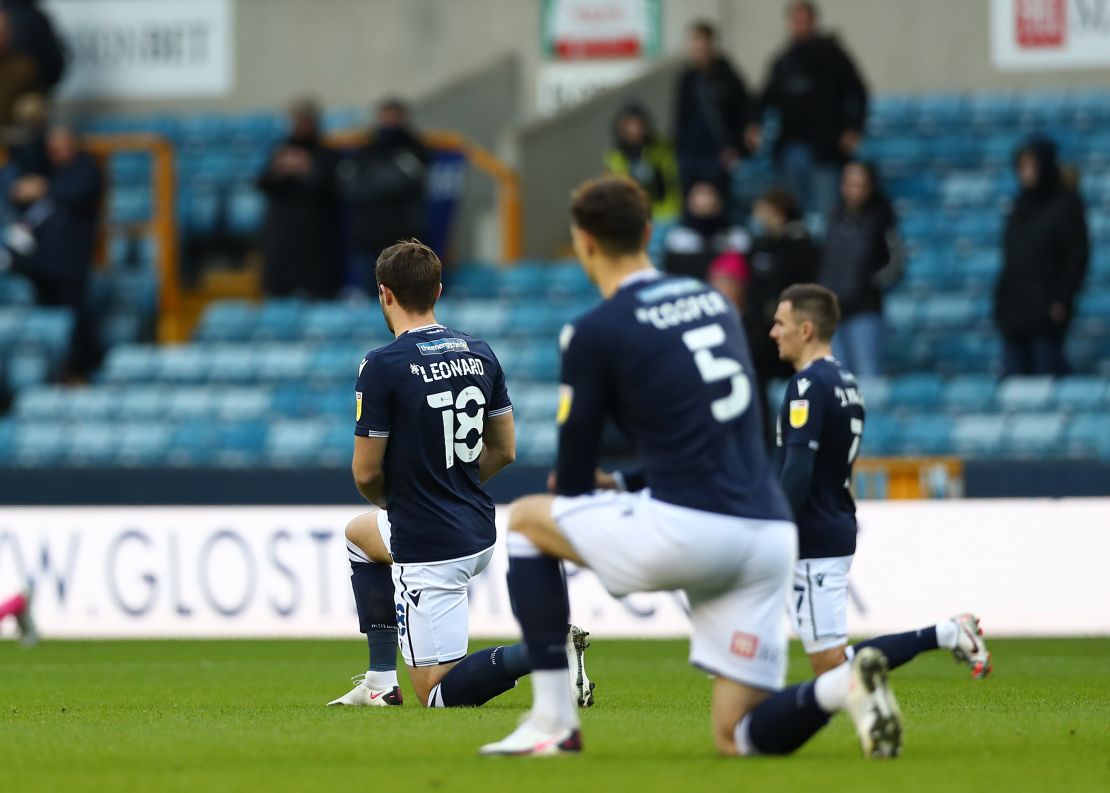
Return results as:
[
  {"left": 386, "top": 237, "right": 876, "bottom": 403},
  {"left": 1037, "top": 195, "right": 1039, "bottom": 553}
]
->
[
  {"left": 713, "top": 186, "right": 819, "bottom": 442},
  {"left": 994, "top": 137, "right": 1089, "bottom": 378},
  {"left": 662, "top": 180, "right": 749, "bottom": 283},
  {"left": 4, "top": 125, "right": 102, "bottom": 376},
  {"left": 338, "top": 98, "right": 429, "bottom": 293},
  {"left": 673, "top": 20, "right": 756, "bottom": 199},
  {"left": 0, "top": 9, "right": 37, "bottom": 127},
  {"left": 0, "top": 92, "right": 47, "bottom": 231},
  {"left": 756, "top": 1, "right": 867, "bottom": 222},
  {"left": 818, "top": 161, "right": 903, "bottom": 377},
  {"left": 256, "top": 98, "right": 340, "bottom": 299},
  {"left": 0, "top": 0, "right": 65, "bottom": 93},
  {"left": 605, "top": 103, "right": 680, "bottom": 223}
]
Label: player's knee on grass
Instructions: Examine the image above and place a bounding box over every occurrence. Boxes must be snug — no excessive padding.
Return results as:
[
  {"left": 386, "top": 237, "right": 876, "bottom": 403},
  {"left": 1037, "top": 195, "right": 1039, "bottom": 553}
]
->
[
  {"left": 508, "top": 495, "right": 585, "bottom": 565},
  {"left": 808, "top": 645, "right": 848, "bottom": 676},
  {"left": 345, "top": 513, "right": 391, "bottom": 564},
  {"left": 710, "top": 677, "right": 771, "bottom": 757},
  {"left": 406, "top": 662, "right": 455, "bottom": 706}
]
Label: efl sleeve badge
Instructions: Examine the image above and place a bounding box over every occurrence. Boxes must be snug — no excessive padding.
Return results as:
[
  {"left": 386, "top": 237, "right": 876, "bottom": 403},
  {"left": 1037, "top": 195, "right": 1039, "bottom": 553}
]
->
[{"left": 789, "top": 399, "right": 809, "bottom": 429}]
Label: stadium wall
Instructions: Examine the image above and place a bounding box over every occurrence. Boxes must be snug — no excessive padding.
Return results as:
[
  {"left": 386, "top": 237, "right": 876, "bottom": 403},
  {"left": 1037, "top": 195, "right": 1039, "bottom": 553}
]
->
[
  {"left": 54, "top": 0, "right": 1110, "bottom": 119},
  {"left": 3, "top": 500, "right": 1108, "bottom": 640}
]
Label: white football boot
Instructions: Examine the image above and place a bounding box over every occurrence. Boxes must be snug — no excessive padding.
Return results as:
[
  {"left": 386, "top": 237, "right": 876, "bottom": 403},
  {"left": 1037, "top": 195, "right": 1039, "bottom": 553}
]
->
[
  {"left": 479, "top": 714, "right": 583, "bottom": 756},
  {"left": 327, "top": 673, "right": 403, "bottom": 707},
  {"left": 844, "top": 647, "right": 902, "bottom": 759},
  {"left": 951, "top": 613, "right": 992, "bottom": 679},
  {"left": 567, "top": 625, "right": 595, "bottom": 708}
]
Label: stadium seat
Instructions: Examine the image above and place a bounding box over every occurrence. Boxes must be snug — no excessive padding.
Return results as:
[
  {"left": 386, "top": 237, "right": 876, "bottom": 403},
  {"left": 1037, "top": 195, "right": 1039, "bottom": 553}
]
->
[
  {"left": 253, "top": 300, "right": 306, "bottom": 341},
  {"left": 116, "top": 422, "right": 174, "bottom": 466},
  {"left": 206, "top": 345, "right": 259, "bottom": 383},
  {"left": 195, "top": 301, "right": 257, "bottom": 343},
  {"left": 996, "top": 376, "right": 1055, "bottom": 412},
  {"left": 896, "top": 413, "right": 954, "bottom": 455},
  {"left": 856, "top": 377, "right": 890, "bottom": 411},
  {"left": 12, "top": 422, "right": 66, "bottom": 466},
  {"left": 952, "top": 414, "right": 1007, "bottom": 458},
  {"left": 215, "top": 420, "right": 267, "bottom": 467},
  {"left": 69, "top": 387, "right": 123, "bottom": 420},
  {"left": 940, "top": 375, "right": 997, "bottom": 413},
  {"left": 265, "top": 420, "right": 327, "bottom": 466},
  {"left": 1054, "top": 377, "right": 1108, "bottom": 412},
  {"left": 13, "top": 386, "right": 66, "bottom": 420},
  {"left": 1003, "top": 414, "right": 1066, "bottom": 458},
  {"left": 217, "top": 387, "right": 272, "bottom": 420},
  {"left": 168, "top": 386, "right": 218, "bottom": 419},
  {"left": 119, "top": 386, "right": 169, "bottom": 420},
  {"left": 1064, "top": 414, "right": 1110, "bottom": 459},
  {"left": 156, "top": 345, "right": 209, "bottom": 383},
  {"left": 256, "top": 344, "right": 313, "bottom": 381},
  {"left": 888, "top": 374, "right": 943, "bottom": 410},
  {"left": 66, "top": 423, "right": 119, "bottom": 466},
  {"left": 860, "top": 413, "right": 898, "bottom": 456},
  {"left": 0, "top": 273, "right": 35, "bottom": 306}
]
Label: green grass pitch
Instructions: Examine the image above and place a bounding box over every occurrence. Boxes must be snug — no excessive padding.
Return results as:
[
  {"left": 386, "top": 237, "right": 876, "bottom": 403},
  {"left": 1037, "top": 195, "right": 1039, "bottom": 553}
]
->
[{"left": 1, "top": 638, "right": 1108, "bottom": 792}]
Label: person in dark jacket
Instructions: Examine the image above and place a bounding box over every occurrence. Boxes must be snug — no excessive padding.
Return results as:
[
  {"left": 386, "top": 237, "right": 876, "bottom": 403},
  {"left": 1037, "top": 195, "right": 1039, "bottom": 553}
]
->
[
  {"left": 604, "top": 103, "right": 680, "bottom": 223},
  {"left": 818, "top": 161, "right": 903, "bottom": 377},
  {"left": 994, "top": 136, "right": 1089, "bottom": 378},
  {"left": 0, "top": 0, "right": 65, "bottom": 93},
  {"left": 257, "top": 98, "right": 340, "bottom": 299},
  {"left": 338, "top": 98, "right": 429, "bottom": 294},
  {"left": 0, "top": 9, "right": 37, "bottom": 127},
  {"left": 756, "top": 1, "right": 868, "bottom": 222},
  {"left": 672, "top": 20, "right": 756, "bottom": 199},
  {"left": 6, "top": 125, "right": 102, "bottom": 376},
  {"left": 661, "top": 180, "right": 749, "bottom": 283}
]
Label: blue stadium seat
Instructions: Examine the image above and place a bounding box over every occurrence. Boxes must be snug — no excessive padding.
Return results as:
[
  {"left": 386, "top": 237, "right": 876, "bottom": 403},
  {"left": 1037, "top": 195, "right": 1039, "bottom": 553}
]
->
[
  {"left": 313, "top": 388, "right": 349, "bottom": 419},
  {"left": 66, "top": 423, "right": 119, "bottom": 466},
  {"left": 116, "top": 422, "right": 173, "bottom": 465},
  {"left": 968, "top": 94, "right": 1021, "bottom": 130},
  {"left": 860, "top": 413, "right": 898, "bottom": 456},
  {"left": 856, "top": 377, "right": 890, "bottom": 411},
  {"left": 253, "top": 300, "right": 306, "bottom": 341},
  {"left": 511, "top": 383, "right": 560, "bottom": 424},
  {"left": 952, "top": 414, "right": 1007, "bottom": 458},
  {"left": 157, "top": 345, "right": 209, "bottom": 383},
  {"left": 265, "top": 420, "right": 328, "bottom": 465},
  {"left": 13, "top": 422, "right": 66, "bottom": 465},
  {"left": 0, "top": 273, "right": 35, "bottom": 306},
  {"left": 940, "top": 375, "right": 997, "bottom": 413},
  {"left": 69, "top": 387, "right": 123, "bottom": 420},
  {"left": 166, "top": 421, "right": 222, "bottom": 466},
  {"left": 941, "top": 172, "right": 996, "bottom": 208},
  {"left": 207, "top": 345, "right": 258, "bottom": 383},
  {"left": 448, "top": 264, "right": 501, "bottom": 298},
  {"left": 227, "top": 186, "right": 266, "bottom": 235},
  {"left": 168, "top": 386, "right": 217, "bottom": 419},
  {"left": 5, "top": 347, "right": 51, "bottom": 391},
  {"left": 13, "top": 385, "right": 66, "bottom": 420},
  {"left": 896, "top": 413, "right": 954, "bottom": 455},
  {"left": 1003, "top": 414, "right": 1066, "bottom": 458},
  {"left": 516, "top": 422, "right": 558, "bottom": 466},
  {"left": 99, "top": 344, "right": 155, "bottom": 383},
  {"left": 1064, "top": 414, "right": 1110, "bottom": 459},
  {"left": 1054, "top": 376, "right": 1108, "bottom": 412},
  {"left": 996, "top": 376, "right": 1055, "bottom": 412},
  {"left": 318, "top": 421, "right": 355, "bottom": 466},
  {"left": 255, "top": 344, "right": 313, "bottom": 381},
  {"left": 888, "top": 374, "right": 943, "bottom": 411},
  {"left": 194, "top": 300, "right": 256, "bottom": 342},
  {"left": 979, "top": 134, "right": 1023, "bottom": 168},
  {"left": 217, "top": 387, "right": 272, "bottom": 420},
  {"left": 215, "top": 420, "right": 267, "bottom": 467},
  {"left": 108, "top": 187, "right": 152, "bottom": 223},
  {"left": 119, "top": 386, "right": 168, "bottom": 420},
  {"left": 1076, "top": 289, "right": 1110, "bottom": 324}
]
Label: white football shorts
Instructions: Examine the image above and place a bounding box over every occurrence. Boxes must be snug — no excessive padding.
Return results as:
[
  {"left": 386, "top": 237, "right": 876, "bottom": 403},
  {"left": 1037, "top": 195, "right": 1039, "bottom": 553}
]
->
[
  {"left": 552, "top": 490, "right": 797, "bottom": 691},
  {"left": 376, "top": 510, "right": 495, "bottom": 667},
  {"left": 791, "top": 555, "right": 854, "bottom": 654}
]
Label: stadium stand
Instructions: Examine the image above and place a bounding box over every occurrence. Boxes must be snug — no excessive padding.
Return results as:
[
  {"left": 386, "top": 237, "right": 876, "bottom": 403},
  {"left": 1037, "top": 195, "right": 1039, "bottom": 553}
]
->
[{"left": 2, "top": 91, "right": 1110, "bottom": 470}]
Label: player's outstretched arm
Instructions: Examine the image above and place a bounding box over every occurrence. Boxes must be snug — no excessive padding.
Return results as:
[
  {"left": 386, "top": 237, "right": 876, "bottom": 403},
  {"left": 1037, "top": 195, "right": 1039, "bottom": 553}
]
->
[
  {"left": 478, "top": 411, "right": 516, "bottom": 483},
  {"left": 352, "top": 435, "right": 389, "bottom": 508}
]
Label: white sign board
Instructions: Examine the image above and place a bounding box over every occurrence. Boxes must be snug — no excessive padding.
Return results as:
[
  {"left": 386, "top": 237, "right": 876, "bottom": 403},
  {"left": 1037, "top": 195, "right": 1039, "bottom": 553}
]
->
[
  {"left": 1, "top": 500, "right": 1108, "bottom": 640},
  {"left": 537, "top": 61, "right": 650, "bottom": 117},
  {"left": 45, "top": 0, "right": 233, "bottom": 99},
  {"left": 991, "top": 0, "right": 1110, "bottom": 70}
]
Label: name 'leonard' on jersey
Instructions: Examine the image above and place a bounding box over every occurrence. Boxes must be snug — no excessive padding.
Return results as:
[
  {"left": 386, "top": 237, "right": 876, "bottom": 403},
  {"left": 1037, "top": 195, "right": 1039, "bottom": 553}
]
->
[
  {"left": 555, "top": 271, "right": 792, "bottom": 523},
  {"left": 776, "top": 357, "right": 865, "bottom": 559},
  {"left": 355, "top": 324, "right": 512, "bottom": 565}
]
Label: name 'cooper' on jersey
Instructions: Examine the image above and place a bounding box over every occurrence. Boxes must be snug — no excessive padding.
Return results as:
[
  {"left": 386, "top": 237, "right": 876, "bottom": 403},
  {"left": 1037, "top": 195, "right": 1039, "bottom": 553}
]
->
[{"left": 355, "top": 325, "right": 512, "bottom": 564}]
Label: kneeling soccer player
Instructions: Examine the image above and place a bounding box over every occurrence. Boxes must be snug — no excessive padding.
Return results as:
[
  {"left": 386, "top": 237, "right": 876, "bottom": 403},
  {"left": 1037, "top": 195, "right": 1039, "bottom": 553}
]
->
[
  {"left": 481, "top": 177, "right": 902, "bottom": 758},
  {"left": 770, "top": 284, "right": 991, "bottom": 680},
  {"left": 327, "top": 240, "right": 593, "bottom": 710}
]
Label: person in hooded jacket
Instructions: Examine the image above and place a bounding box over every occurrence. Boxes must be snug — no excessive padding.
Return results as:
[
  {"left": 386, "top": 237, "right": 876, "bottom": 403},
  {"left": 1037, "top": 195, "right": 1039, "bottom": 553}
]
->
[
  {"left": 994, "top": 136, "right": 1088, "bottom": 378},
  {"left": 256, "top": 98, "right": 340, "bottom": 299},
  {"left": 604, "top": 104, "right": 680, "bottom": 223},
  {"left": 818, "top": 161, "right": 903, "bottom": 377},
  {"left": 661, "top": 180, "right": 749, "bottom": 285}
]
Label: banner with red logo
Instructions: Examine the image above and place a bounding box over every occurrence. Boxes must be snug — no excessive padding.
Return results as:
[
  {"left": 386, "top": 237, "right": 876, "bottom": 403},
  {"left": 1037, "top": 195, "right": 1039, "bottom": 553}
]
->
[
  {"left": 541, "top": 0, "right": 661, "bottom": 60},
  {"left": 991, "top": 0, "right": 1110, "bottom": 70}
]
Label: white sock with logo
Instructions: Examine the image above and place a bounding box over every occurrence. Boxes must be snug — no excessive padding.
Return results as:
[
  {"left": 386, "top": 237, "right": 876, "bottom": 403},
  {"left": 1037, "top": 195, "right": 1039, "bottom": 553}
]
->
[
  {"left": 365, "top": 670, "right": 398, "bottom": 690},
  {"left": 813, "top": 662, "right": 852, "bottom": 713}
]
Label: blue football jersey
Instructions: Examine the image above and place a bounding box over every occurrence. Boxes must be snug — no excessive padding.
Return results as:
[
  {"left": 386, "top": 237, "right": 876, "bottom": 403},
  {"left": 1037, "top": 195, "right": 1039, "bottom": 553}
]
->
[
  {"left": 355, "top": 323, "right": 512, "bottom": 564},
  {"left": 554, "top": 270, "right": 792, "bottom": 522},
  {"left": 776, "top": 356, "right": 864, "bottom": 558}
]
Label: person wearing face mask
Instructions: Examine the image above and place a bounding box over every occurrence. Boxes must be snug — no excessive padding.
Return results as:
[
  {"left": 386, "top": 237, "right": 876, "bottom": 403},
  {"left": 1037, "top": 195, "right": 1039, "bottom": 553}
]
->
[
  {"left": 339, "top": 97, "right": 430, "bottom": 295},
  {"left": 711, "top": 187, "right": 819, "bottom": 445},
  {"left": 661, "top": 180, "right": 750, "bottom": 285},
  {"left": 604, "top": 103, "right": 680, "bottom": 223},
  {"left": 257, "top": 98, "right": 340, "bottom": 299},
  {"left": 994, "top": 136, "right": 1088, "bottom": 378},
  {"left": 817, "top": 161, "right": 903, "bottom": 378}
]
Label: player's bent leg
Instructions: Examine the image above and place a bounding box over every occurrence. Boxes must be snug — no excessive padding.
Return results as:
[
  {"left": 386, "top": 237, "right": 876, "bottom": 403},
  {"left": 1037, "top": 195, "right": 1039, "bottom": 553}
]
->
[
  {"left": 406, "top": 660, "right": 460, "bottom": 706},
  {"left": 848, "top": 612, "right": 991, "bottom": 679},
  {"left": 344, "top": 511, "right": 392, "bottom": 564},
  {"left": 710, "top": 677, "right": 772, "bottom": 755},
  {"left": 808, "top": 645, "right": 849, "bottom": 676},
  {"left": 508, "top": 494, "right": 586, "bottom": 566}
]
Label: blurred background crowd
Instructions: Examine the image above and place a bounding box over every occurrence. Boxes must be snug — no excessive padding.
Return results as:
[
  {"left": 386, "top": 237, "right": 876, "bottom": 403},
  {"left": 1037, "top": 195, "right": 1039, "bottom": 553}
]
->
[{"left": 0, "top": 0, "right": 1107, "bottom": 488}]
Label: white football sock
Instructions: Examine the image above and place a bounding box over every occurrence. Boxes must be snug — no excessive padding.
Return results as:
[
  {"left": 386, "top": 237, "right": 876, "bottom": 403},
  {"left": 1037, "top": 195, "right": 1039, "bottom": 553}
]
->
[
  {"left": 935, "top": 620, "right": 959, "bottom": 650},
  {"left": 365, "top": 670, "right": 399, "bottom": 690},
  {"left": 531, "top": 669, "right": 579, "bottom": 730},
  {"left": 814, "top": 661, "right": 852, "bottom": 713}
]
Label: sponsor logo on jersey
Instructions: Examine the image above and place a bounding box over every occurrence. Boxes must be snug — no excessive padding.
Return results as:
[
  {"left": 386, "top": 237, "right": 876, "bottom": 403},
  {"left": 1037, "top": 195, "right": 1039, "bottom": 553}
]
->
[
  {"left": 355, "top": 391, "right": 362, "bottom": 421},
  {"left": 556, "top": 384, "right": 574, "bottom": 425},
  {"left": 797, "top": 377, "right": 812, "bottom": 396},
  {"left": 789, "top": 399, "right": 810, "bottom": 429},
  {"left": 730, "top": 631, "right": 760, "bottom": 659},
  {"left": 635, "top": 277, "right": 702, "bottom": 303},
  {"left": 416, "top": 338, "right": 470, "bottom": 356}
]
